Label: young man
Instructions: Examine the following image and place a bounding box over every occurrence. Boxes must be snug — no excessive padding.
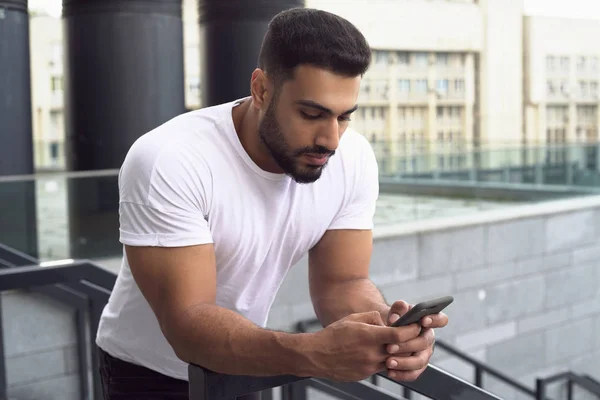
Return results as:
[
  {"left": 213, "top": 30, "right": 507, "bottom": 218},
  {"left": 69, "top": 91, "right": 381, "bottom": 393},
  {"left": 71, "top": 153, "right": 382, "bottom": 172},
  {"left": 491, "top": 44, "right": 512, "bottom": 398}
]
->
[{"left": 96, "top": 7, "right": 448, "bottom": 399}]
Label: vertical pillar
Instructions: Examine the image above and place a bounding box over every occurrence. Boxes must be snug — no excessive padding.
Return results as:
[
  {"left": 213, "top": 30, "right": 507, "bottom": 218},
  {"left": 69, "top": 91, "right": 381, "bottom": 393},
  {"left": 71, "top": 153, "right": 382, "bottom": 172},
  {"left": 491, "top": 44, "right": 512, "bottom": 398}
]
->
[
  {"left": 0, "top": 0, "right": 34, "bottom": 176},
  {"left": 199, "top": 0, "right": 304, "bottom": 107},
  {"left": 63, "top": 0, "right": 185, "bottom": 259},
  {"left": 63, "top": 0, "right": 186, "bottom": 172}
]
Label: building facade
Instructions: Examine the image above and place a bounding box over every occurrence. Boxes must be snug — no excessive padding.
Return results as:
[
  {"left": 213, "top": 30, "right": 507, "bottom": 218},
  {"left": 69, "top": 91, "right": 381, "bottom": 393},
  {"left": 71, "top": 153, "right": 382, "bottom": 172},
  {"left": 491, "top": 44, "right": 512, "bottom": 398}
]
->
[
  {"left": 31, "top": 0, "right": 575, "bottom": 174},
  {"left": 524, "top": 16, "right": 600, "bottom": 147}
]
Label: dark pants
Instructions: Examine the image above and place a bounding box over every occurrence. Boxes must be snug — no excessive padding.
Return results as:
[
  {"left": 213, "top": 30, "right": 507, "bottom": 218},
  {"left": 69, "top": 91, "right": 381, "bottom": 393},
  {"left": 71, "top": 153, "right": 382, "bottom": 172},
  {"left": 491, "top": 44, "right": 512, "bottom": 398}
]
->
[{"left": 98, "top": 346, "right": 260, "bottom": 400}]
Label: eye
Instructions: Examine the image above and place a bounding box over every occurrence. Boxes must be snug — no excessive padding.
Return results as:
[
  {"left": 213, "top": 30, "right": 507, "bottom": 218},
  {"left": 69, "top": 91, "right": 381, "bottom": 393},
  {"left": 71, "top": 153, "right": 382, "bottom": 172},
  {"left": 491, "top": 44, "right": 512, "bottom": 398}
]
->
[
  {"left": 339, "top": 115, "right": 352, "bottom": 122},
  {"left": 301, "top": 110, "right": 322, "bottom": 120}
]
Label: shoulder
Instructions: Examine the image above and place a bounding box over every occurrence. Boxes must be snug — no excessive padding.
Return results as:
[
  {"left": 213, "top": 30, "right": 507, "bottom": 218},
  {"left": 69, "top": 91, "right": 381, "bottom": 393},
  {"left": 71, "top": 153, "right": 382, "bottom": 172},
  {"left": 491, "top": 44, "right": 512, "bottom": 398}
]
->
[
  {"left": 334, "top": 127, "right": 378, "bottom": 172},
  {"left": 119, "top": 105, "right": 230, "bottom": 205}
]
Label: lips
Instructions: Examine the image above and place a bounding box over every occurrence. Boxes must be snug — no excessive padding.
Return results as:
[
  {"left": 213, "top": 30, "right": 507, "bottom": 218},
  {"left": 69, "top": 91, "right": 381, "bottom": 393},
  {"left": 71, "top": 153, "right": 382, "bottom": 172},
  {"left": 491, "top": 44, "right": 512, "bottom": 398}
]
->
[{"left": 304, "top": 153, "right": 330, "bottom": 166}]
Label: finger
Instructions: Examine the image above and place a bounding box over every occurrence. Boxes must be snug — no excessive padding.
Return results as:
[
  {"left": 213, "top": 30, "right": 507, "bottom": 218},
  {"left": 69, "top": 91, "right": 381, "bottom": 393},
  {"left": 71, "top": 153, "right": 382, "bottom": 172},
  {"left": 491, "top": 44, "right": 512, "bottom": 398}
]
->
[
  {"left": 387, "top": 332, "right": 431, "bottom": 354},
  {"left": 388, "top": 367, "right": 427, "bottom": 382},
  {"left": 377, "top": 324, "right": 422, "bottom": 345},
  {"left": 387, "top": 301, "right": 412, "bottom": 325},
  {"left": 421, "top": 312, "right": 448, "bottom": 328},
  {"left": 385, "top": 351, "right": 430, "bottom": 372},
  {"left": 349, "top": 311, "right": 386, "bottom": 326}
]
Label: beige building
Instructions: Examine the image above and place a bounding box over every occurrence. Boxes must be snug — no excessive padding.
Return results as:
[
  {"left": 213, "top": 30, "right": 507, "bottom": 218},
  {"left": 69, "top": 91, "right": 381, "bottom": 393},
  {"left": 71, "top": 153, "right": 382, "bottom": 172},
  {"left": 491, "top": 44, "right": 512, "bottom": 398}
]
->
[
  {"left": 30, "top": 0, "right": 529, "bottom": 173},
  {"left": 308, "top": 0, "right": 524, "bottom": 173},
  {"left": 523, "top": 16, "right": 600, "bottom": 150}
]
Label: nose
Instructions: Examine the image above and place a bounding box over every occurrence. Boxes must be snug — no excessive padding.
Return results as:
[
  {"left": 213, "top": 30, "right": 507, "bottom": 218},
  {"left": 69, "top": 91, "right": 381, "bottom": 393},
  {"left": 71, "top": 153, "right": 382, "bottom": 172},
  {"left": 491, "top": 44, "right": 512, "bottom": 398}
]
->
[{"left": 315, "top": 118, "right": 341, "bottom": 152}]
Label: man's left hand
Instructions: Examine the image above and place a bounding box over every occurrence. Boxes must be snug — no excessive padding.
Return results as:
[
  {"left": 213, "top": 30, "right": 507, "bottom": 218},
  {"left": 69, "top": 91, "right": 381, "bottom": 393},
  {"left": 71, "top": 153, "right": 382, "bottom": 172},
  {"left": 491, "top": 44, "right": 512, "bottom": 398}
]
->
[{"left": 382, "top": 300, "right": 449, "bottom": 381}]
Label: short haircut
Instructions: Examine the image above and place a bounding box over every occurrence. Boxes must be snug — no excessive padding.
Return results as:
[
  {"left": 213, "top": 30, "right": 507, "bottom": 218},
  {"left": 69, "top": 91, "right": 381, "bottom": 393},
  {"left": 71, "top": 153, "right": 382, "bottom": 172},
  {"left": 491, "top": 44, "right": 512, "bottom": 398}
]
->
[{"left": 257, "top": 7, "right": 372, "bottom": 86}]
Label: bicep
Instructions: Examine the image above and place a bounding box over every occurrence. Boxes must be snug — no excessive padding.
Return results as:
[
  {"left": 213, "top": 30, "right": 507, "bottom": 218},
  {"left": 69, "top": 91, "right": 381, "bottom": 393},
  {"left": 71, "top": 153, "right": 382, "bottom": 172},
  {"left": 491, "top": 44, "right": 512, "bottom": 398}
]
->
[
  {"left": 308, "top": 229, "right": 373, "bottom": 296},
  {"left": 126, "top": 244, "right": 216, "bottom": 335}
]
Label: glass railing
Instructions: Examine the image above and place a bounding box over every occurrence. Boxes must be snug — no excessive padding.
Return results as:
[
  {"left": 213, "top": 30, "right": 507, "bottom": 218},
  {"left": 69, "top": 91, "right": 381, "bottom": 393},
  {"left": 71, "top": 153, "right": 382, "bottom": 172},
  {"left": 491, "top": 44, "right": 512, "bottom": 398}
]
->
[
  {"left": 3, "top": 142, "right": 599, "bottom": 264},
  {"left": 375, "top": 142, "right": 600, "bottom": 190}
]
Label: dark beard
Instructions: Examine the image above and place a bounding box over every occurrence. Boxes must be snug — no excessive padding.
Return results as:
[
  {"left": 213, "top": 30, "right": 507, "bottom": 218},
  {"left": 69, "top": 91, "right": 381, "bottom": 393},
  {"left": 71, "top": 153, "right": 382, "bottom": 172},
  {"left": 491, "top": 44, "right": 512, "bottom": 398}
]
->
[{"left": 258, "top": 101, "right": 334, "bottom": 184}]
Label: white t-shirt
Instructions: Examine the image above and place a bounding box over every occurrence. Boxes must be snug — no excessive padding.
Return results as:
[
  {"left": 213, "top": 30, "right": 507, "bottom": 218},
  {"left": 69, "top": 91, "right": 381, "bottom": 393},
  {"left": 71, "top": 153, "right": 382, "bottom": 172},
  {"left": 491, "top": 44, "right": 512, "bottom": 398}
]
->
[{"left": 96, "top": 98, "right": 379, "bottom": 381}]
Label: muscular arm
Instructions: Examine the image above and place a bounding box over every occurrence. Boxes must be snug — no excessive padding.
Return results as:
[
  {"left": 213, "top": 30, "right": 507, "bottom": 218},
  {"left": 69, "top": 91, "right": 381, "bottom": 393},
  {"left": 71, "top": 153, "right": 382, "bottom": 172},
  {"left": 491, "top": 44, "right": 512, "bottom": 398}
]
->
[
  {"left": 308, "top": 229, "right": 390, "bottom": 327},
  {"left": 126, "top": 244, "right": 315, "bottom": 377}
]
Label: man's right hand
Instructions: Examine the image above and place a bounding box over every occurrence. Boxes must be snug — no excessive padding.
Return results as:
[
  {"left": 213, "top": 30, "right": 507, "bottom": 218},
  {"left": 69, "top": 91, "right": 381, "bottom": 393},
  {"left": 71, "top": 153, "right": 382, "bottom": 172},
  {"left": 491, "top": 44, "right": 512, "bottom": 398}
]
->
[{"left": 306, "top": 311, "right": 422, "bottom": 382}]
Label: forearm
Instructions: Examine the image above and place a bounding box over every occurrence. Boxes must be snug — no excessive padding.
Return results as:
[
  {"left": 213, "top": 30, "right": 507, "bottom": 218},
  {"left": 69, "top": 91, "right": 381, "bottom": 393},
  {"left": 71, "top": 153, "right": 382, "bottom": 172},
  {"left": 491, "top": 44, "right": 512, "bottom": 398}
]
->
[
  {"left": 165, "top": 303, "right": 316, "bottom": 377},
  {"left": 312, "top": 278, "right": 389, "bottom": 327}
]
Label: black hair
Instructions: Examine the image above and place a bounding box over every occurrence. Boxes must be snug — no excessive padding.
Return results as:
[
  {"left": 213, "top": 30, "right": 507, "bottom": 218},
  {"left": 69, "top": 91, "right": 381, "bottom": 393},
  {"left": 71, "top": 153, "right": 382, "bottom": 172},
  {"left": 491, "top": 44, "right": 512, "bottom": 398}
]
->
[{"left": 257, "top": 8, "right": 372, "bottom": 86}]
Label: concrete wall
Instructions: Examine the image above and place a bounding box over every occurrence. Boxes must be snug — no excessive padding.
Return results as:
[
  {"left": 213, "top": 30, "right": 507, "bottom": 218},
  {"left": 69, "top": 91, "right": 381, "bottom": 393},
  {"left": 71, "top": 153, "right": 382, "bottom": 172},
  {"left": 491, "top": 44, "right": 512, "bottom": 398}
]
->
[
  {"left": 3, "top": 195, "right": 600, "bottom": 400},
  {"left": 267, "top": 195, "right": 600, "bottom": 400}
]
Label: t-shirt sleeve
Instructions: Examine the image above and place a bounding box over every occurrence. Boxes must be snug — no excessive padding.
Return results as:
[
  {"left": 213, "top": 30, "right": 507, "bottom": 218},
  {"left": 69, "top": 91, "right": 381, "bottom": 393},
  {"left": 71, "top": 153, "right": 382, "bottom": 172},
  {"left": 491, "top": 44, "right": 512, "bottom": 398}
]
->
[
  {"left": 118, "top": 139, "right": 214, "bottom": 247},
  {"left": 327, "top": 137, "right": 379, "bottom": 231}
]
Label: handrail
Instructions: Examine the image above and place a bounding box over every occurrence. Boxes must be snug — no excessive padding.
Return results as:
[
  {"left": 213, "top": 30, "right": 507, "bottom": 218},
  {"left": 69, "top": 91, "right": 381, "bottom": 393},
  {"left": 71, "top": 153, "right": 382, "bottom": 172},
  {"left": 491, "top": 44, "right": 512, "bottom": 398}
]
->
[
  {"left": 536, "top": 372, "right": 600, "bottom": 400},
  {"left": 0, "top": 244, "right": 117, "bottom": 400},
  {"left": 296, "top": 317, "right": 525, "bottom": 398}
]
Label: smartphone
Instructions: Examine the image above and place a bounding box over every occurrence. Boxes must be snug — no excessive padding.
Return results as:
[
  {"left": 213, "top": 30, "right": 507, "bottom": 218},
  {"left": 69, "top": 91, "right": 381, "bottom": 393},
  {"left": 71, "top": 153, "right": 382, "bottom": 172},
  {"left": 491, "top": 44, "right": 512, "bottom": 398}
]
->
[{"left": 390, "top": 295, "right": 454, "bottom": 327}]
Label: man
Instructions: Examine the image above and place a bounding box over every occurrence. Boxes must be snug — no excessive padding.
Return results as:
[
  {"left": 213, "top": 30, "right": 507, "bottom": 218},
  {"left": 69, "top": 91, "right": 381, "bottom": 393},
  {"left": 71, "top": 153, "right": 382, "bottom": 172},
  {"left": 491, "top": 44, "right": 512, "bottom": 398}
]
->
[{"left": 96, "top": 6, "right": 449, "bottom": 400}]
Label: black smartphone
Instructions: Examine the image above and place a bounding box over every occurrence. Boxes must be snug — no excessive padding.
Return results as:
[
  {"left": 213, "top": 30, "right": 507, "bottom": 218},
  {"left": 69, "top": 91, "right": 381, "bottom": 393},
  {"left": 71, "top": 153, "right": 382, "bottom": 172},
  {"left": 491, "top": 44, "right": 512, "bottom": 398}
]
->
[{"left": 390, "top": 295, "right": 454, "bottom": 327}]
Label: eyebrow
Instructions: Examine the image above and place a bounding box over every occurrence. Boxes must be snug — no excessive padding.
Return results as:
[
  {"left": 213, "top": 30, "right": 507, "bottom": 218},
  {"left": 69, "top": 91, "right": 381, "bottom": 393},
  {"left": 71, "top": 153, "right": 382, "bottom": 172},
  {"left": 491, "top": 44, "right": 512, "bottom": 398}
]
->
[{"left": 295, "top": 100, "right": 359, "bottom": 116}]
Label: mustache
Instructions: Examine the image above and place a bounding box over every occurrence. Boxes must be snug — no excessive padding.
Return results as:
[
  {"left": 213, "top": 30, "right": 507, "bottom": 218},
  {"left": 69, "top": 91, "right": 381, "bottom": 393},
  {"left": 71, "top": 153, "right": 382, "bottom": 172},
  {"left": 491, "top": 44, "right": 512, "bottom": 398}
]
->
[{"left": 294, "top": 146, "right": 335, "bottom": 157}]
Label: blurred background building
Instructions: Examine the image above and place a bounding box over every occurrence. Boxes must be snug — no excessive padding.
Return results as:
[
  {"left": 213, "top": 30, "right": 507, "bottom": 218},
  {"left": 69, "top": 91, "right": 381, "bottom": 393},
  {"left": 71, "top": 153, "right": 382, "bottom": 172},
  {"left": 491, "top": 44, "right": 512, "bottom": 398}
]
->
[{"left": 3, "top": 1, "right": 600, "bottom": 400}]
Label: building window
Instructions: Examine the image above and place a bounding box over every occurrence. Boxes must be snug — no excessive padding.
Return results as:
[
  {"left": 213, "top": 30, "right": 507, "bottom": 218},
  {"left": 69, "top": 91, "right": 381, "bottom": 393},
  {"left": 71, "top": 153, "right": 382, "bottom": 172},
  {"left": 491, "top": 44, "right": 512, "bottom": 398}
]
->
[
  {"left": 591, "top": 81, "right": 598, "bottom": 97},
  {"left": 397, "top": 52, "right": 410, "bottom": 66},
  {"left": 560, "top": 80, "right": 569, "bottom": 96},
  {"left": 560, "top": 56, "right": 570, "bottom": 72},
  {"left": 454, "top": 79, "right": 465, "bottom": 93},
  {"left": 374, "top": 50, "right": 389, "bottom": 66},
  {"left": 577, "top": 56, "right": 587, "bottom": 72},
  {"left": 436, "top": 79, "right": 449, "bottom": 94},
  {"left": 436, "top": 53, "right": 449, "bottom": 66},
  {"left": 415, "top": 53, "right": 428, "bottom": 67},
  {"left": 591, "top": 57, "right": 599, "bottom": 72},
  {"left": 398, "top": 79, "right": 411, "bottom": 94},
  {"left": 51, "top": 76, "right": 63, "bottom": 92},
  {"left": 547, "top": 80, "right": 556, "bottom": 96},
  {"left": 415, "top": 79, "right": 428, "bottom": 93},
  {"left": 546, "top": 55, "right": 555, "bottom": 71},
  {"left": 580, "top": 81, "right": 588, "bottom": 97}
]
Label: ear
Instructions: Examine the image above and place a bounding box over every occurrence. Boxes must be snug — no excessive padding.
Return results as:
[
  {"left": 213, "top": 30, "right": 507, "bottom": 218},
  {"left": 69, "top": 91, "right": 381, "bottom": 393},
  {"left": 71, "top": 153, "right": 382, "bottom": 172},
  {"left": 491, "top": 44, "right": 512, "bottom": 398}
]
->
[{"left": 250, "top": 68, "right": 273, "bottom": 111}]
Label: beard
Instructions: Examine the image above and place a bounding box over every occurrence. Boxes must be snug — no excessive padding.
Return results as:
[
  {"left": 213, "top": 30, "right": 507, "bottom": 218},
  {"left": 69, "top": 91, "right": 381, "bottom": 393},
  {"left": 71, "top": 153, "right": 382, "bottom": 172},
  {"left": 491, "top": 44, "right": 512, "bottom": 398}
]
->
[{"left": 258, "top": 100, "right": 334, "bottom": 184}]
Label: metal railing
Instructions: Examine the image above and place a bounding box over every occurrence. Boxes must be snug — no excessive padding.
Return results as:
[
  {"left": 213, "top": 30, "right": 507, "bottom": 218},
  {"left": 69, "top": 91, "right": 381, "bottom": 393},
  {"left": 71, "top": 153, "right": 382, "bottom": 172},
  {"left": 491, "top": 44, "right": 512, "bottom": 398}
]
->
[
  {"left": 187, "top": 362, "right": 504, "bottom": 400},
  {"left": 0, "top": 243, "right": 117, "bottom": 400},
  {"left": 296, "top": 317, "right": 600, "bottom": 400}
]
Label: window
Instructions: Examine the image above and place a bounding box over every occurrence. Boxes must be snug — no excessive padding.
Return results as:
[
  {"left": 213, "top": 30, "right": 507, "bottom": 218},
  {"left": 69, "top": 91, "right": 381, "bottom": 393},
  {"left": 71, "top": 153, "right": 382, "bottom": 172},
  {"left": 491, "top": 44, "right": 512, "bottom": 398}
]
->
[
  {"left": 455, "top": 79, "right": 465, "bottom": 93},
  {"left": 560, "top": 81, "right": 569, "bottom": 96},
  {"left": 374, "top": 50, "right": 389, "bottom": 66},
  {"left": 560, "top": 57, "right": 570, "bottom": 72},
  {"left": 397, "top": 52, "right": 409, "bottom": 66},
  {"left": 546, "top": 56, "right": 555, "bottom": 71},
  {"left": 577, "top": 56, "right": 587, "bottom": 72},
  {"left": 592, "top": 57, "right": 599, "bottom": 72},
  {"left": 415, "top": 79, "right": 428, "bottom": 93},
  {"left": 580, "top": 81, "right": 588, "bottom": 97},
  {"left": 436, "top": 53, "right": 449, "bottom": 66},
  {"left": 436, "top": 79, "right": 449, "bottom": 94},
  {"left": 398, "top": 79, "right": 410, "bottom": 94},
  {"left": 50, "top": 43, "right": 62, "bottom": 67},
  {"left": 415, "top": 53, "right": 428, "bottom": 67},
  {"left": 188, "top": 76, "right": 200, "bottom": 98},
  {"left": 51, "top": 76, "right": 63, "bottom": 92},
  {"left": 591, "top": 82, "right": 598, "bottom": 97},
  {"left": 373, "top": 80, "right": 389, "bottom": 100},
  {"left": 547, "top": 80, "right": 556, "bottom": 96}
]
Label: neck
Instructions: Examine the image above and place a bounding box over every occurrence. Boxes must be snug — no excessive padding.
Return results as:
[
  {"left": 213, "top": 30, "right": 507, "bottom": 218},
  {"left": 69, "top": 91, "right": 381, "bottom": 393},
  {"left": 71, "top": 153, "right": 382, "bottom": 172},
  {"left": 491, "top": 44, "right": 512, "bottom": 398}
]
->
[{"left": 232, "top": 99, "right": 283, "bottom": 174}]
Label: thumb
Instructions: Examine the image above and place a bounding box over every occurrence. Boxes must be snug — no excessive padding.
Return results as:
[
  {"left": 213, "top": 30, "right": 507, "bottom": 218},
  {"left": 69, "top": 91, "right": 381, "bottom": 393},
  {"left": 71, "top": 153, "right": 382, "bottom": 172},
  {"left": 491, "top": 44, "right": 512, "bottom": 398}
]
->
[{"left": 388, "top": 301, "right": 411, "bottom": 325}]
